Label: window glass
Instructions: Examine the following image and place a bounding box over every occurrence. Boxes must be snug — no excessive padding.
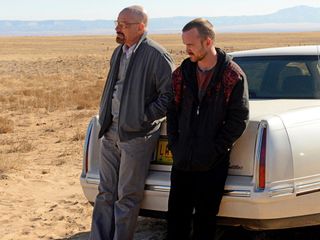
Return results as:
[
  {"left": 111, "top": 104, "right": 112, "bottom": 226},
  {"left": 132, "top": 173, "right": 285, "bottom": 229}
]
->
[{"left": 233, "top": 56, "right": 319, "bottom": 99}]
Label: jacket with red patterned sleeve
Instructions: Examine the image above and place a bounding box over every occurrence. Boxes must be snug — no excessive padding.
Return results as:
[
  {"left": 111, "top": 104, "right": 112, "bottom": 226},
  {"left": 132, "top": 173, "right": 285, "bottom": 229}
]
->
[{"left": 166, "top": 48, "right": 249, "bottom": 171}]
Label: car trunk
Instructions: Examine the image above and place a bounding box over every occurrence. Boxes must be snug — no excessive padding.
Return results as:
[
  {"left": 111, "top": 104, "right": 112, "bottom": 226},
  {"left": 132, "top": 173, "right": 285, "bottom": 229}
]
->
[
  {"left": 150, "top": 120, "right": 258, "bottom": 177},
  {"left": 86, "top": 100, "right": 320, "bottom": 181},
  {"left": 150, "top": 100, "right": 320, "bottom": 178}
]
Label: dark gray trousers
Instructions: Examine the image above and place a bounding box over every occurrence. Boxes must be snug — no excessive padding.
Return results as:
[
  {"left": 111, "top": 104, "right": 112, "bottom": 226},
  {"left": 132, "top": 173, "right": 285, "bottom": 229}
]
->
[{"left": 89, "top": 128, "right": 159, "bottom": 240}]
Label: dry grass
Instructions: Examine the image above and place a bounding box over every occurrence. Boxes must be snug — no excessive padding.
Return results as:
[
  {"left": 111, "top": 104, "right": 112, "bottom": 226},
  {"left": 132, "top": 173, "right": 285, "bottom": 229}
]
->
[
  {"left": 1, "top": 33, "right": 320, "bottom": 113},
  {"left": 71, "top": 128, "right": 86, "bottom": 142},
  {"left": 0, "top": 155, "right": 23, "bottom": 174},
  {"left": 0, "top": 117, "right": 14, "bottom": 134},
  {"left": 6, "top": 140, "right": 34, "bottom": 154},
  {"left": 0, "top": 56, "right": 106, "bottom": 113},
  {"left": 0, "top": 32, "right": 320, "bottom": 174}
]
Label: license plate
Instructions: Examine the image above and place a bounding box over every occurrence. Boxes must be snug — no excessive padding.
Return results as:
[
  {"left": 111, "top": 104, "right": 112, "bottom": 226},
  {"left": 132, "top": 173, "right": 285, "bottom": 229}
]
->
[{"left": 154, "top": 137, "right": 173, "bottom": 165}]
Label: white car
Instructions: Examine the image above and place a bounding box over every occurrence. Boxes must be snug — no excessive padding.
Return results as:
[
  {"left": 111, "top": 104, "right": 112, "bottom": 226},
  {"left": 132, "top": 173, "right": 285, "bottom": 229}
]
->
[{"left": 80, "top": 45, "right": 320, "bottom": 230}]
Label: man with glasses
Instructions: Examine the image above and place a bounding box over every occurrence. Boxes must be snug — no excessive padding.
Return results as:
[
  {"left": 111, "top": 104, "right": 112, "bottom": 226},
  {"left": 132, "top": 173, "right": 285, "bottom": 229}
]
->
[{"left": 89, "top": 5, "right": 174, "bottom": 240}]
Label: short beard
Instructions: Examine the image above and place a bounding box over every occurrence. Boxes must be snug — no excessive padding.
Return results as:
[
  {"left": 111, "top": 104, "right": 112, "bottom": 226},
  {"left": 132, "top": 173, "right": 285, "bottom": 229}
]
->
[
  {"left": 116, "top": 33, "right": 125, "bottom": 44},
  {"left": 196, "top": 51, "right": 207, "bottom": 62},
  {"left": 194, "top": 46, "right": 207, "bottom": 62},
  {"left": 189, "top": 51, "right": 207, "bottom": 62},
  {"left": 116, "top": 36, "right": 125, "bottom": 44}
]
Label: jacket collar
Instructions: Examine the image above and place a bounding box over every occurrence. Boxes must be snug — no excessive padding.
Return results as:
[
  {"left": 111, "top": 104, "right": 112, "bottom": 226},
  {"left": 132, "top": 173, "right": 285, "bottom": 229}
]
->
[
  {"left": 133, "top": 31, "right": 148, "bottom": 53},
  {"left": 181, "top": 48, "right": 230, "bottom": 100},
  {"left": 120, "top": 31, "right": 148, "bottom": 54},
  {"left": 182, "top": 48, "right": 230, "bottom": 81}
]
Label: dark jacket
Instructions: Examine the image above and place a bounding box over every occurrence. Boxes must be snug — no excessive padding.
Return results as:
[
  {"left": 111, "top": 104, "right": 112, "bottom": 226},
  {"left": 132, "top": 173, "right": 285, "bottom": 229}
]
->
[
  {"left": 166, "top": 48, "right": 249, "bottom": 171},
  {"left": 98, "top": 34, "right": 175, "bottom": 140}
]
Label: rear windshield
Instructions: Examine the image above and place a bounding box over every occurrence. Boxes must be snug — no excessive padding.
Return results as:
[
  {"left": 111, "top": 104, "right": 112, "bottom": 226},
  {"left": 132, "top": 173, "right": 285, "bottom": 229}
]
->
[{"left": 233, "top": 56, "right": 320, "bottom": 99}]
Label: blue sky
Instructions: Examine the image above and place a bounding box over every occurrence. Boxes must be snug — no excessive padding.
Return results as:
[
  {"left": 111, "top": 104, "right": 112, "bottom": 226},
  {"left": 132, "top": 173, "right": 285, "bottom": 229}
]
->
[{"left": 2, "top": 0, "right": 320, "bottom": 20}]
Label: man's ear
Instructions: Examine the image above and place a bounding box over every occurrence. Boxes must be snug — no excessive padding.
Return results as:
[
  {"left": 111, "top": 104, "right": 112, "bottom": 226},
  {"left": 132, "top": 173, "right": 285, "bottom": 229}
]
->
[
  {"left": 206, "top": 37, "right": 213, "bottom": 47},
  {"left": 138, "top": 23, "right": 146, "bottom": 33}
]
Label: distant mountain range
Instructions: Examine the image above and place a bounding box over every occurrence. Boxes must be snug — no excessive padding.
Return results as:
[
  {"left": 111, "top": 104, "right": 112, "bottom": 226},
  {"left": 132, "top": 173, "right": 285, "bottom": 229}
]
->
[{"left": 1, "top": 5, "right": 320, "bottom": 36}]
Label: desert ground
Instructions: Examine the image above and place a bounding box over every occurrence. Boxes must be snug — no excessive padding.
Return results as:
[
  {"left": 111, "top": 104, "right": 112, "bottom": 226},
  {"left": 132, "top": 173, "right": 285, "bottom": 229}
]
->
[{"left": 1, "top": 32, "right": 320, "bottom": 240}]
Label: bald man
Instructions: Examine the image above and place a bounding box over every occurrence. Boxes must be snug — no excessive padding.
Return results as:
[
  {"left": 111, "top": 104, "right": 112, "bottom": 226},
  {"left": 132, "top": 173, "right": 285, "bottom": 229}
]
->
[{"left": 89, "top": 5, "right": 174, "bottom": 240}]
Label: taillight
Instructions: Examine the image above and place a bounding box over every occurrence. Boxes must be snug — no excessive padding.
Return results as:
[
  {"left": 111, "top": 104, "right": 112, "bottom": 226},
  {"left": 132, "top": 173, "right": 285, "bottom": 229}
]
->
[
  {"left": 84, "top": 122, "right": 93, "bottom": 174},
  {"left": 258, "top": 127, "right": 267, "bottom": 190},
  {"left": 85, "top": 141, "right": 89, "bottom": 174}
]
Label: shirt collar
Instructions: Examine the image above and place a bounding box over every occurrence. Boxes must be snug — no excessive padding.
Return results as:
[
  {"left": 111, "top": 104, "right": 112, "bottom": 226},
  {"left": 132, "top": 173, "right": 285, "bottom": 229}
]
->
[
  {"left": 122, "top": 44, "right": 136, "bottom": 59},
  {"left": 122, "top": 31, "right": 148, "bottom": 59}
]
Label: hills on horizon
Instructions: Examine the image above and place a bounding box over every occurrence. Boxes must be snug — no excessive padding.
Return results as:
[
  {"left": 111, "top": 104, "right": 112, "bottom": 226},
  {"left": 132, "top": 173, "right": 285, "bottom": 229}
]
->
[{"left": 1, "top": 5, "right": 320, "bottom": 36}]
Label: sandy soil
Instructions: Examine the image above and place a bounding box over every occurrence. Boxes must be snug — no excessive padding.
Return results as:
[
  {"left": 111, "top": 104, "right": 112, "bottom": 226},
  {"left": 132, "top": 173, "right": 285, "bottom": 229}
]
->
[
  {"left": 1, "top": 33, "right": 320, "bottom": 240},
  {"left": 0, "top": 109, "right": 92, "bottom": 240},
  {"left": 0, "top": 107, "right": 167, "bottom": 240},
  {"left": 0, "top": 35, "right": 174, "bottom": 240}
]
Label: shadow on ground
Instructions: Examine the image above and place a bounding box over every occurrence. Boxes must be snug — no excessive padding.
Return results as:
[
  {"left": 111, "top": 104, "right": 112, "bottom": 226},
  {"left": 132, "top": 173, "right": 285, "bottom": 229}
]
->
[
  {"left": 220, "top": 225, "right": 320, "bottom": 240},
  {"left": 56, "top": 217, "right": 167, "bottom": 240},
  {"left": 57, "top": 232, "right": 89, "bottom": 240},
  {"left": 55, "top": 219, "right": 320, "bottom": 240}
]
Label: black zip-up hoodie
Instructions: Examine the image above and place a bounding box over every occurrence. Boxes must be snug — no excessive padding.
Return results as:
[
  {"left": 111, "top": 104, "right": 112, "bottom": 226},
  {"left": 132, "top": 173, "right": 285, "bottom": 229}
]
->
[{"left": 166, "top": 48, "right": 249, "bottom": 171}]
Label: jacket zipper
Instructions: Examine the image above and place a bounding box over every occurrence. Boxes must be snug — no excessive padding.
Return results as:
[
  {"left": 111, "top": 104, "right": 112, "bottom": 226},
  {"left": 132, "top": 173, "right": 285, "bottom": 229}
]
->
[{"left": 196, "top": 105, "right": 200, "bottom": 115}]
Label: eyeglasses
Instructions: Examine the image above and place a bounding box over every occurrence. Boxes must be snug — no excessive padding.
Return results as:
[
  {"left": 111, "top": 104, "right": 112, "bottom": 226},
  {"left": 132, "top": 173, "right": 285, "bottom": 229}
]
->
[{"left": 114, "top": 21, "right": 140, "bottom": 28}]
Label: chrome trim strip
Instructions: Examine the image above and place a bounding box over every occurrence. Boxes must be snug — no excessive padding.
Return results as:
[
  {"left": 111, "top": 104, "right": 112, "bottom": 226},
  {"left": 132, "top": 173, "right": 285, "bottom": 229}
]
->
[
  {"left": 85, "top": 179, "right": 252, "bottom": 198},
  {"left": 145, "top": 185, "right": 170, "bottom": 192},
  {"left": 269, "top": 187, "right": 294, "bottom": 197},
  {"left": 86, "top": 177, "right": 100, "bottom": 185},
  {"left": 149, "top": 164, "right": 171, "bottom": 171},
  {"left": 224, "top": 190, "right": 251, "bottom": 197},
  {"left": 296, "top": 181, "right": 320, "bottom": 190},
  {"left": 296, "top": 181, "right": 320, "bottom": 196},
  {"left": 146, "top": 185, "right": 251, "bottom": 197}
]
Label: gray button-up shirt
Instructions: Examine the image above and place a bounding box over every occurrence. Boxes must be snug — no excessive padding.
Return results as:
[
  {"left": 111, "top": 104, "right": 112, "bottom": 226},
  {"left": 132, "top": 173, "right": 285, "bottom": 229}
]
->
[{"left": 110, "top": 44, "right": 136, "bottom": 130}]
